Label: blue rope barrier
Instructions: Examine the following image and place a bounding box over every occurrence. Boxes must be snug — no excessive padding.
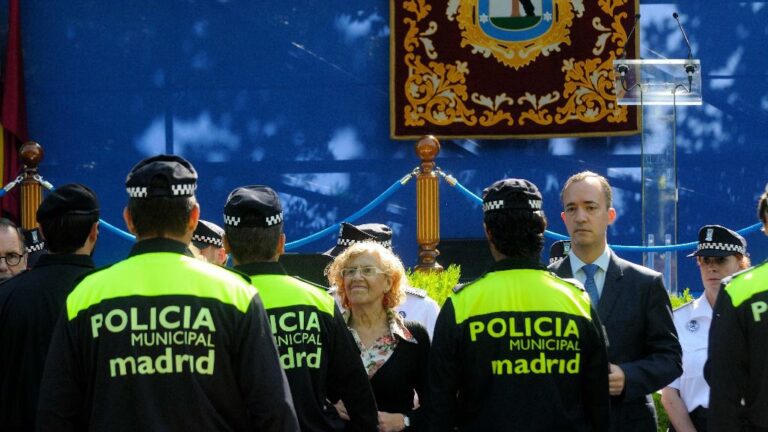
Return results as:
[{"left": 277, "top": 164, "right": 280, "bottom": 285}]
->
[
  {"left": 99, "top": 218, "right": 136, "bottom": 242},
  {"left": 285, "top": 172, "right": 414, "bottom": 250},
  {"left": 442, "top": 173, "right": 763, "bottom": 252}
]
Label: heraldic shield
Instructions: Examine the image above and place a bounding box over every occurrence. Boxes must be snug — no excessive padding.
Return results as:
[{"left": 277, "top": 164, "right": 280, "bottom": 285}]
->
[{"left": 391, "top": 0, "right": 641, "bottom": 139}]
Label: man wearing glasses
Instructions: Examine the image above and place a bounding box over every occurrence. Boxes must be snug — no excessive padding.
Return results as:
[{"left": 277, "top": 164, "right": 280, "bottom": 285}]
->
[
  {"left": 0, "top": 218, "right": 27, "bottom": 282},
  {"left": 0, "top": 184, "right": 99, "bottom": 431}
]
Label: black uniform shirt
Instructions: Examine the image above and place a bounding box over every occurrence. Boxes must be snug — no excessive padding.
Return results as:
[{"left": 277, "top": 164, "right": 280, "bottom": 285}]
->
[
  {"left": 428, "top": 258, "right": 610, "bottom": 432},
  {"left": 235, "top": 261, "right": 378, "bottom": 432},
  {"left": 0, "top": 253, "right": 95, "bottom": 432},
  {"left": 36, "top": 239, "right": 299, "bottom": 432}
]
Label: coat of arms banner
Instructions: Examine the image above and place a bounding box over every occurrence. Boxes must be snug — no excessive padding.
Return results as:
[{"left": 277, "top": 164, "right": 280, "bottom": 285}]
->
[{"left": 390, "top": 0, "right": 641, "bottom": 139}]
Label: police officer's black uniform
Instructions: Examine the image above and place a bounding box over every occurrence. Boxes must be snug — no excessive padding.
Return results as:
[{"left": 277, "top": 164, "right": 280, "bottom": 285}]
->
[{"left": 427, "top": 178, "right": 610, "bottom": 432}]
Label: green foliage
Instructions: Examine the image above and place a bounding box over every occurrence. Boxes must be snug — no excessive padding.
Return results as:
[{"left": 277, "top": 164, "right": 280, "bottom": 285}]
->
[
  {"left": 653, "top": 392, "right": 669, "bottom": 432},
  {"left": 670, "top": 287, "right": 695, "bottom": 309},
  {"left": 654, "top": 288, "right": 695, "bottom": 431},
  {"left": 406, "top": 264, "right": 461, "bottom": 306}
]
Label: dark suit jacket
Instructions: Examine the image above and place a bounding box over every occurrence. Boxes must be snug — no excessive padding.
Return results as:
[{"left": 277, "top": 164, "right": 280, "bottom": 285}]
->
[{"left": 549, "top": 250, "right": 682, "bottom": 432}]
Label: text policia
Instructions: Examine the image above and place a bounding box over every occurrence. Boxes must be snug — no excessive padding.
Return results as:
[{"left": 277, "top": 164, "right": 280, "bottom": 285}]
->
[{"left": 468, "top": 315, "right": 583, "bottom": 376}]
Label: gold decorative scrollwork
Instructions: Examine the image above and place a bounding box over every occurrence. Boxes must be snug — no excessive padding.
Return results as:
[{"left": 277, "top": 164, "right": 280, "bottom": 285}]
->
[
  {"left": 403, "top": 53, "right": 477, "bottom": 126},
  {"left": 397, "top": 0, "right": 637, "bottom": 134}
]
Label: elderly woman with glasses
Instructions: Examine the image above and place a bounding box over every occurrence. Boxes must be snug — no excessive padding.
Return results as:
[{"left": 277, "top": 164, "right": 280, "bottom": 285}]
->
[
  {"left": 661, "top": 225, "right": 751, "bottom": 432},
  {"left": 327, "top": 241, "right": 429, "bottom": 432}
]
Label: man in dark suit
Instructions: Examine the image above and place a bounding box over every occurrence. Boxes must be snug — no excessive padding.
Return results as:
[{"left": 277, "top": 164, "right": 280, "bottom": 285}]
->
[
  {"left": 0, "top": 184, "right": 100, "bottom": 431},
  {"left": 549, "top": 171, "right": 682, "bottom": 432}
]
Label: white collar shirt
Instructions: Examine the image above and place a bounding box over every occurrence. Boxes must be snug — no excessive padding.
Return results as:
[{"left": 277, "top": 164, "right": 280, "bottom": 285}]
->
[
  {"left": 568, "top": 246, "right": 611, "bottom": 297},
  {"left": 667, "top": 294, "right": 713, "bottom": 410}
]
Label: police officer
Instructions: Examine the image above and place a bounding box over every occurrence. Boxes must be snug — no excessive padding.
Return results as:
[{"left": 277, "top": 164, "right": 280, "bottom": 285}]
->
[
  {"left": 192, "top": 219, "right": 227, "bottom": 265},
  {"left": 662, "top": 225, "right": 749, "bottom": 432},
  {"left": 427, "top": 178, "right": 610, "bottom": 431},
  {"left": 548, "top": 239, "right": 571, "bottom": 265},
  {"left": 0, "top": 184, "right": 99, "bottom": 431},
  {"left": 223, "top": 186, "right": 378, "bottom": 432},
  {"left": 707, "top": 189, "right": 768, "bottom": 431},
  {"left": 326, "top": 222, "right": 441, "bottom": 338},
  {"left": 37, "top": 155, "right": 299, "bottom": 431}
]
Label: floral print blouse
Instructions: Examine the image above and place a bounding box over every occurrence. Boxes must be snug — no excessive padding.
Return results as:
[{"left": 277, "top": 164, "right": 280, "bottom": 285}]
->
[{"left": 345, "top": 309, "right": 418, "bottom": 378}]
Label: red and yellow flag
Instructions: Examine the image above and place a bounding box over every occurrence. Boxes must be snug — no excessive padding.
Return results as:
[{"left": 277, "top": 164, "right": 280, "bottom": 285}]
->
[{"left": 0, "top": 0, "right": 28, "bottom": 222}]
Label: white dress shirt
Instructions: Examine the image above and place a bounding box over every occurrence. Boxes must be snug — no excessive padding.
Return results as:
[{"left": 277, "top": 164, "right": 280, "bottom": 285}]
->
[
  {"left": 568, "top": 247, "right": 611, "bottom": 298},
  {"left": 667, "top": 294, "right": 712, "bottom": 410}
]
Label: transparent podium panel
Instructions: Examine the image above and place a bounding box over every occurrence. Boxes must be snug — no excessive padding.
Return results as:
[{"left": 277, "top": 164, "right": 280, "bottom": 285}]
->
[
  {"left": 639, "top": 104, "right": 679, "bottom": 294},
  {"left": 613, "top": 59, "right": 702, "bottom": 106}
]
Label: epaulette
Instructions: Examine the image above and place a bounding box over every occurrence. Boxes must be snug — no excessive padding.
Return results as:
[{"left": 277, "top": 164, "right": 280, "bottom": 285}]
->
[
  {"left": 673, "top": 300, "right": 694, "bottom": 312},
  {"left": 405, "top": 286, "right": 427, "bottom": 298},
  {"left": 550, "top": 272, "right": 586, "bottom": 292},
  {"left": 293, "top": 275, "right": 330, "bottom": 291},
  {"left": 219, "top": 266, "right": 254, "bottom": 284},
  {"left": 723, "top": 261, "right": 768, "bottom": 286}
]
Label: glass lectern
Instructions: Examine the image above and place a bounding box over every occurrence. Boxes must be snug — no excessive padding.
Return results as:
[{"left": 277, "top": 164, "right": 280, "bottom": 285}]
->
[{"left": 613, "top": 58, "right": 702, "bottom": 294}]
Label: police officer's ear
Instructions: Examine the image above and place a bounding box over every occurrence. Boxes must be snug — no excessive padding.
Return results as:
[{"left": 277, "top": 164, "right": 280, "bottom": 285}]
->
[
  {"left": 277, "top": 233, "right": 286, "bottom": 257},
  {"left": 483, "top": 223, "right": 493, "bottom": 243},
  {"left": 222, "top": 234, "right": 232, "bottom": 255},
  {"left": 87, "top": 221, "right": 99, "bottom": 246},
  {"left": 186, "top": 204, "right": 200, "bottom": 235},
  {"left": 123, "top": 207, "right": 137, "bottom": 235}
]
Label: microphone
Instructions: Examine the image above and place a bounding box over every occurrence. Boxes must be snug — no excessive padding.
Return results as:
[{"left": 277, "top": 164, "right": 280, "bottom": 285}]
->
[
  {"left": 617, "top": 14, "right": 640, "bottom": 86},
  {"left": 673, "top": 12, "right": 696, "bottom": 90}
]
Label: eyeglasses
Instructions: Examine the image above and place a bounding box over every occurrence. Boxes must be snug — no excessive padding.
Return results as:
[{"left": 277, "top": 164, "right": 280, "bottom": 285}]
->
[
  {"left": 341, "top": 266, "right": 386, "bottom": 278},
  {"left": 0, "top": 252, "right": 25, "bottom": 266}
]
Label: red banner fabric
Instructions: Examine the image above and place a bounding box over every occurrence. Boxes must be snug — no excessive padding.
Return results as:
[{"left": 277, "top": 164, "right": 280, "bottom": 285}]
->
[{"left": 1, "top": 0, "right": 28, "bottom": 222}]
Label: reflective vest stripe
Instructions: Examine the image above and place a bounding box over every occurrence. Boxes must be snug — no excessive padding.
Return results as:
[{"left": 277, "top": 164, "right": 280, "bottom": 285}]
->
[
  {"left": 249, "top": 274, "right": 336, "bottom": 316},
  {"left": 725, "top": 265, "right": 768, "bottom": 308},
  {"left": 67, "top": 253, "right": 257, "bottom": 319},
  {"left": 451, "top": 270, "right": 592, "bottom": 324}
]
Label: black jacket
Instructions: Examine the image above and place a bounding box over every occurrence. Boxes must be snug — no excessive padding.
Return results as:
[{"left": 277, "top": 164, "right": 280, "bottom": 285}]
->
[
  {"left": 429, "top": 258, "right": 610, "bottom": 432},
  {"left": 0, "top": 254, "right": 95, "bottom": 431},
  {"left": 369, "top": 320, "right": 429, "bottom": 431},
  {"left": 707, "top": 262, "right": 768, "bottom": 432},
  {"left": 550, "top": 252, "right": 682, "bottom": 432},
  {"left": 36, "top": 239, "right": 299, "bottom": 431},
  {"left": 235, "top": 261, "right": 379, "bottom": 432}
]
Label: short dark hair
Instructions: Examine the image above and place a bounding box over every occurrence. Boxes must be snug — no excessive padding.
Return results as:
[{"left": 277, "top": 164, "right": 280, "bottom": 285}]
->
[
  {"left": 39, "top": 213, "right": 99, "bottom": 254},
  {"left": 484, "top": 210, "right": 547, "bottom": 260},
  {"left": 561, "top": 171, "right": 613, "bottom": 209},
  {"left": 225, "top": 224, "right": 282, "bottom": 263},
  {"left": 0, "top": 218, "right": 24, "bottom": 251},
  {"left": 127, "top": 196, "right": 196, "bottom": 238},
  {"left": 758, "top": 190, "right": 768, "bottom": 225}
]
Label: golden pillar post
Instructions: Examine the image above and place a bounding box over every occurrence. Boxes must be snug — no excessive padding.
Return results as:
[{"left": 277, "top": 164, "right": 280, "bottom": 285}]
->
[
  {"left": 20, "top": 141, "right": 44, "bottom": 230},
  {"left": 415, "top": 135, "right": 443, "bottom": 272}
]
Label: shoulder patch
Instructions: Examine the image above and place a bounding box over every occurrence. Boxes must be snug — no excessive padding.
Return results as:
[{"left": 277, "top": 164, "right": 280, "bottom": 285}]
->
[
  {"left": 673, "top": 299, "right": 694, "bottom": 312},
  {"left": 549, "top": 272, "right": 586, "bottom": 292},
  {"left": 219, "top": 265, "right": 254, "bottom": 285},
  {"left": 724, "top": 262, "right": 765, "bottom": 285},
  {"left": 293, "top": 275, "right": 330, "bottom": 291},
  {"left": 405, "top": 286, "right": 427, "bottom": 298}
]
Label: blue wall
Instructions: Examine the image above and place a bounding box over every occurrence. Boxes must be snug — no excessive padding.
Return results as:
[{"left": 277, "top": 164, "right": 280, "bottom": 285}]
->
[{"left": 12, "top": 0, "right": 768, "bottom": 292}]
